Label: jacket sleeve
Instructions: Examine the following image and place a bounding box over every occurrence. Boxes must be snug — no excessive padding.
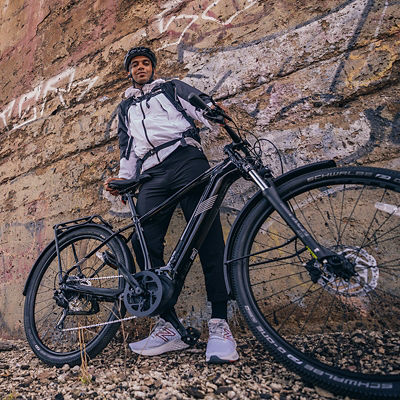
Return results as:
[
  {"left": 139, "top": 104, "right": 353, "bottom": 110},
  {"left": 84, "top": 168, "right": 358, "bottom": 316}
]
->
[
  {"left": 117, "top": 101, "right": 138, "bottom": 179},
  {"left": 171, "top": 79, "right": 212, "bottom": 129}
]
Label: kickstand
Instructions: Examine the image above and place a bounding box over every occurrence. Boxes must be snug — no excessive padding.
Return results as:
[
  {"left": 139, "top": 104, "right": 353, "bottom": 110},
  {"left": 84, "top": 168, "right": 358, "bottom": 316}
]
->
[{"left": 162, "top": 308, "right": 200, "bottom": 346}]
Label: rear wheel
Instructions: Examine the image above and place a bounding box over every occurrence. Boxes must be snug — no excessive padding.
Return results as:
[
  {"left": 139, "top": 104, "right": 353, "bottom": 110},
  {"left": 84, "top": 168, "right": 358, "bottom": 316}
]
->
[
  {"left": 230, "top": 166, "right": 400, "bottom": 399},
  {"left": 24, "top": 225, "right": 128, "bottom": 366}
]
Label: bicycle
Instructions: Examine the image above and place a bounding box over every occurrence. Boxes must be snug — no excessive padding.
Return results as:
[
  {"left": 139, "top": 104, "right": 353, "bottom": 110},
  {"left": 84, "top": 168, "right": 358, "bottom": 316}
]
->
[{"left": 23, "top": 94, "right": 400, "bottom": 399}]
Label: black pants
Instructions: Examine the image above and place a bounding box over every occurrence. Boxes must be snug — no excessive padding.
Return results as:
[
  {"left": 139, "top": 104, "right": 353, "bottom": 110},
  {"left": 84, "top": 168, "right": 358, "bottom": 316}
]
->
[{"left": 132, "top": 145, "right": 228, "bottom": 303}]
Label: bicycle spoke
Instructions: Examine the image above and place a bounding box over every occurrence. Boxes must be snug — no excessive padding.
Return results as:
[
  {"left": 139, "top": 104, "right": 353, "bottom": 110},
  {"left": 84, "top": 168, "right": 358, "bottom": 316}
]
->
[
  {"left": 251, "top": 270, "right": 307, "bottom": 287},
  {"left": 337, "top": 185, "right": 365, "bottom": 244},
  {"left": 360, "top": 222, "right": 400, "bottom": 250},
  {"left": 249, "top": 255, "right": 305, "bottom": 269},
  {"left": 273, "top": 282, "right": 321, "bottom": 333}
]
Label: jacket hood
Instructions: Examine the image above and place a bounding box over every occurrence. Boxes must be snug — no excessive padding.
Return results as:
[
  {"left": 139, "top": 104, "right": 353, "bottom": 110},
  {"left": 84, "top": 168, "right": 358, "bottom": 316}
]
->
[{"left": 124, "top": 79, "right": 166, "bottom": 98}]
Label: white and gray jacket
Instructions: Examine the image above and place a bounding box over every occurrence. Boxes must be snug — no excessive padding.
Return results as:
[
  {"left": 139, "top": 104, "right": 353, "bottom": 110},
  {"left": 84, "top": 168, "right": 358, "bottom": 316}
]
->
[{"left": 117, "top": 79, "right": 212, "bottom": 179}]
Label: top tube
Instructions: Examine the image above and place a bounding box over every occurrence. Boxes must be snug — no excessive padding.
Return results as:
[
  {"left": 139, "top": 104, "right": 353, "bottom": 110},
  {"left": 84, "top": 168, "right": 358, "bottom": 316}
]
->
[{"left": 137, "top": 158, "right": 230, "bottom": 224}]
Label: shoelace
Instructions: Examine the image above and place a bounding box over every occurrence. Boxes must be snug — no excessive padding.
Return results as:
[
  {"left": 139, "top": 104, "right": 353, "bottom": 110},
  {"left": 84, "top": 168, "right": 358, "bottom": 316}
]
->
[
  {"left": 209, "top": 322, "right": 233, "bottom": 341},
  {"left": 149, "top": 319, "right": 169, "bottom": 338}
]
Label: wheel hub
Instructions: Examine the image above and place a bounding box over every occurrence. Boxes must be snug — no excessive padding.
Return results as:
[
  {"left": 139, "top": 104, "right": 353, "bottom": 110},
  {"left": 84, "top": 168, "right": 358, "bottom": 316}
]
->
[{"left": 317, "top": 246, "right": 379, "bottom": 296}]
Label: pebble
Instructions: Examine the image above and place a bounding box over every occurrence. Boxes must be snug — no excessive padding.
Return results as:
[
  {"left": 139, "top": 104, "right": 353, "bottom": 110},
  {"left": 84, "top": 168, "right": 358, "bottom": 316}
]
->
[
  {"left": 270, "top": 382, "right": 282, "bottom": 391},
  {"left": 71, "top": 365, "right": 80, "bottom": 374},
  {"left": 0, "top": 338, "right": 352, "bottom": 400},
  {"left": 57, "top": 374, "right": 68, "bottom": 383},
  {"left": 316, "top": 386, "right": 336, "bottom": 398}
]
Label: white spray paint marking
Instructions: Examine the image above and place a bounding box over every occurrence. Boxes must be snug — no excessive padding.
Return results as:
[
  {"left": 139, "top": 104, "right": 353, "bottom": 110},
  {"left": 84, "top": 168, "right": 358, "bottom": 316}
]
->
[
  {"left": 375, "top": 202, "right": 400, "bottom": 217},
  {"left": 0, "top": 100, "right": 15, "bottom": 129},
  {"left": 201, "top": 0, "right": 257, "bottom": 25},
  {"left": 0, "top": 67, "right": 99, "bottom": 131},
  {"left": 372, "top": 0, "right": 389, "bottom": 40},
  {"left": 156, "top": 0, "right": 257, "bottom": 50}
]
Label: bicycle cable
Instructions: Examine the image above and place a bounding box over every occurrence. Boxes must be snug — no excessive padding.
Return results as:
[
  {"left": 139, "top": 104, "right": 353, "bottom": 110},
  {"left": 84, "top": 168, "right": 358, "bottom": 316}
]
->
[{"left": 225, "top": 114, "right": 285, "bottom": 176}]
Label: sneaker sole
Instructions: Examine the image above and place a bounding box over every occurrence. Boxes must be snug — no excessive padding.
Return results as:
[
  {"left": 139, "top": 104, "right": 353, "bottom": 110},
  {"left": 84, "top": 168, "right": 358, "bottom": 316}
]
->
[
  {"left": 129, "top": 340, "right": 189, "bottom": 356},
  {"left": 206, "top": 351, "right": 239, "bottom": 364}
]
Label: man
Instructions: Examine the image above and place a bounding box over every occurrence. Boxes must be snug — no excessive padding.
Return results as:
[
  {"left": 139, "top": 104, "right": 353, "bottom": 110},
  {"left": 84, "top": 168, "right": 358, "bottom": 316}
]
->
[{"left": 105, "top": 47, "right": 239, "bottom": 363}]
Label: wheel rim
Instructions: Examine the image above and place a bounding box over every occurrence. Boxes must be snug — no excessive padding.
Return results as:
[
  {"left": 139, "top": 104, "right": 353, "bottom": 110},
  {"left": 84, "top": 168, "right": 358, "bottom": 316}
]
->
[{"left": 242, "top": 180, "right": 400, "bottom": 377}]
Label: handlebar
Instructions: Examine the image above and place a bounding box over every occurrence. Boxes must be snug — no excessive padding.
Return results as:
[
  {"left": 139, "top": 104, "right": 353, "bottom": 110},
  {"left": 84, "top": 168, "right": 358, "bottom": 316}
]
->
[
  {"left": 187, "top": 93, "right": 210, "bottom": 111},
  {"left": 188, "top": 93, "right": 242, "bottom": 144}
]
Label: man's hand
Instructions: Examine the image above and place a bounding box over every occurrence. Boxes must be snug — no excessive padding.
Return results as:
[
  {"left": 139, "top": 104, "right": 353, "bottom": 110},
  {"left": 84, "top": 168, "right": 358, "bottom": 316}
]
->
[
  {"left": 104, "top": 177, "right": 126, "bottom": 196},
  {"left": 211, "top": 102, "right": 231, "bottom": 124}
]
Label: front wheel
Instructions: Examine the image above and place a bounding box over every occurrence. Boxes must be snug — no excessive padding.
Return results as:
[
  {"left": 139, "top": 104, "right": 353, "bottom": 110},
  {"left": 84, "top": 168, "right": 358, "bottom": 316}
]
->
[
  {"left": 230, "top": 166, "right": 400, "bottom": 399},
  {"left": 24, "top": 225, "right": 128, "bottom": 366}
]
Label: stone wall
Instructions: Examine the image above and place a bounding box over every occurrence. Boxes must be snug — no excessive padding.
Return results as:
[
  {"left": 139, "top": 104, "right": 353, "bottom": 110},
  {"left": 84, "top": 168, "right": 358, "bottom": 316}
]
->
[{"left": 0, "top": 0, "right": 399, "bottom": 338}]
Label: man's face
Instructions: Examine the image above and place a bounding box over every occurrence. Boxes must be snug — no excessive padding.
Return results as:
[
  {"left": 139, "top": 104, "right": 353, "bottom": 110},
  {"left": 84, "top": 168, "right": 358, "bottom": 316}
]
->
[{"left": 129, "top": 55, "right": 154, "bottom": 86}]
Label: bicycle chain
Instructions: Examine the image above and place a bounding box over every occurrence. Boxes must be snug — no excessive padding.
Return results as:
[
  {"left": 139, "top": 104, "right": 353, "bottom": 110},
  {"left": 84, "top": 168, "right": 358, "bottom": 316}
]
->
[
  {"left": 75, "top": 275, "right": 123, "bottom": 281},
  {"left": 62, "top": 315, "right": 137, "bottom": 332},
  {"left": 61, "top": 274, "right": 136, "bottom": 332}
]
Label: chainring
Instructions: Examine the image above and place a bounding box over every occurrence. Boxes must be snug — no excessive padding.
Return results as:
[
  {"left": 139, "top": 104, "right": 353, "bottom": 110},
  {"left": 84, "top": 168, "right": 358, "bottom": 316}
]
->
[{"left": 123, "top": 271, "right": 164, "bottom": 317}]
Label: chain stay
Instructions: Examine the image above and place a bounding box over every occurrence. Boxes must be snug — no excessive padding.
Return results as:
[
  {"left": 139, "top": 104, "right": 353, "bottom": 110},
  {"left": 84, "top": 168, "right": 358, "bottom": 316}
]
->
[{"left": 80, "top": 275, "right": 123, "bottom": 281}]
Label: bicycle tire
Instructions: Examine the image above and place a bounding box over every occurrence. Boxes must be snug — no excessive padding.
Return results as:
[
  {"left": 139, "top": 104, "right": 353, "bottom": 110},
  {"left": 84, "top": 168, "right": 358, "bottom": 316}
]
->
[
  {"left": 24, "top": 225, "right": 127, "bottom": 367},
  {"left": 229, "top": 166, "right": 400, "bottom": 399}
]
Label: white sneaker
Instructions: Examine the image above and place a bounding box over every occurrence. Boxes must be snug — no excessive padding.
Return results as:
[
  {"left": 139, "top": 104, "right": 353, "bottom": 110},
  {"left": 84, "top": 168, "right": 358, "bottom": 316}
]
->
[
  {"left": 129, "top": 318, "right": 189, "bottom": 356},
  {"left": 206, "top": 318, "right": 239, "bottom": 363}
]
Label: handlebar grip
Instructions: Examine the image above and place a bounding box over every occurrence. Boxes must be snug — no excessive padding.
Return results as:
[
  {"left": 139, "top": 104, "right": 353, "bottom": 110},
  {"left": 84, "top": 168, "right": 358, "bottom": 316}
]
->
[{"left": 188, "top": 93, "right": 210, "bottom": 111}]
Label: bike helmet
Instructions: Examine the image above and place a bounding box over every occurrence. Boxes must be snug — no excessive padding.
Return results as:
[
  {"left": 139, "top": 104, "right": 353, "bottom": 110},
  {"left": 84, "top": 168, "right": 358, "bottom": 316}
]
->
[{"left": 124, "top": 46, "right": 157, "bottom": 71}]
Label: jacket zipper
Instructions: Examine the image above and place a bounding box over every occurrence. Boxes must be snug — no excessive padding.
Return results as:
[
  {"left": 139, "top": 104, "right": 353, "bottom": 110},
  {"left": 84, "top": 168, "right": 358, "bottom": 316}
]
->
[{"left": 139, "top": 99, "right": 160, "bottom": 162}]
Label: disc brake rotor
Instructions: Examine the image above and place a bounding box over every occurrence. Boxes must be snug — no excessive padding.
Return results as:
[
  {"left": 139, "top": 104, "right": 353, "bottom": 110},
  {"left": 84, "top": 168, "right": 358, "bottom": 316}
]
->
[{"left": 318, "top": 246, "right": 379, "bottom": 296}]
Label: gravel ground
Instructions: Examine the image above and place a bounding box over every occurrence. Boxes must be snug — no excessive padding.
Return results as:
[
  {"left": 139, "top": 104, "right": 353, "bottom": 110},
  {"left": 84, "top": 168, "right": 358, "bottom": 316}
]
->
[{"left": 0, "top": 334, "right": 354, "bottom": 400}]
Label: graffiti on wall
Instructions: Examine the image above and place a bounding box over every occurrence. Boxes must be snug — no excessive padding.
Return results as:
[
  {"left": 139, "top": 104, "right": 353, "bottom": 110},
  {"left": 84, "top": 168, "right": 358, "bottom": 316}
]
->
[
  {"left": 174, "top": 0, "right": 397, "bottom": 95},
  {"left": 0, "top": 68, "right": 98, "bottom": 132},
  {"left": 169, "top": 0, "right": 399, "bottom": 161},
  {"left": 156, "top": 0, "right": 258, "bottom": 50}
]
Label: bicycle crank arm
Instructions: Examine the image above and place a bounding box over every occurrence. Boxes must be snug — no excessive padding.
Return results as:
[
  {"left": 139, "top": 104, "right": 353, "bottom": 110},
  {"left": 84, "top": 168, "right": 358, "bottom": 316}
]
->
[{"left": 162, "top": 308, "right": 201, "bottom": 346}]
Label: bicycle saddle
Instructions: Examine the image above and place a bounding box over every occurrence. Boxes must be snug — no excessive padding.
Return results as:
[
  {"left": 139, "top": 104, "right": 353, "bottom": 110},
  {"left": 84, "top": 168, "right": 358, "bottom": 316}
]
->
[{"left": 107, "top": 173, "right": 152, "bottom": 194}]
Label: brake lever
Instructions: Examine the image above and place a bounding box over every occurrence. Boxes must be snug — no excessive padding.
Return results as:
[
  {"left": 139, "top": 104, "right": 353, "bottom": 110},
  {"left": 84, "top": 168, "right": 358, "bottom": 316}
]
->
[
  {"left": 210, "top": 103, "right": 233, "bottom": 122},
  {"left": 204, "top": 110, "right": 225, "bottom": 124}
]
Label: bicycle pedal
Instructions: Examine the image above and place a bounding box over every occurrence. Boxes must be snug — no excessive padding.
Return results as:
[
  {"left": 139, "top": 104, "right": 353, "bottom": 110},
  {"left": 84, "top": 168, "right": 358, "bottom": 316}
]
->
[{"left": 181, "top": 326, "right": 201, "bottom": 346}]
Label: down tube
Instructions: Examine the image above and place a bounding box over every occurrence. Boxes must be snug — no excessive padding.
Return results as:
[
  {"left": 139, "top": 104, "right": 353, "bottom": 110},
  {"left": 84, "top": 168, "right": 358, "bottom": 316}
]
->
[{"left": 170, "top": 162, "right": 241, "bottom": 281}]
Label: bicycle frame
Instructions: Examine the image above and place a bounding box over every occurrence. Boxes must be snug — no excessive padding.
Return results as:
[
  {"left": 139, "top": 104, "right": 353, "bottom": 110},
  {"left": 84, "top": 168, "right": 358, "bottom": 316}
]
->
[{"left": 134, "top": 157, "right": 241, "bottom": 300}]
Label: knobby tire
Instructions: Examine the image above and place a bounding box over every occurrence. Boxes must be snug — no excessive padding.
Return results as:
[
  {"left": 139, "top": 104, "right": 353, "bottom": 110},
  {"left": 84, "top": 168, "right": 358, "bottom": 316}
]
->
[{"left": 230, "top": 166, "right": 400, "bottom": 399}]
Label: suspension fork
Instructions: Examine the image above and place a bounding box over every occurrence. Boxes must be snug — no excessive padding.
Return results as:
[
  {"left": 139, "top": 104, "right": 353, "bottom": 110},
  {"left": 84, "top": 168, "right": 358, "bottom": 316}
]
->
[{"left": 248, "top": 168, "right": 335, "bottom": 261}]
